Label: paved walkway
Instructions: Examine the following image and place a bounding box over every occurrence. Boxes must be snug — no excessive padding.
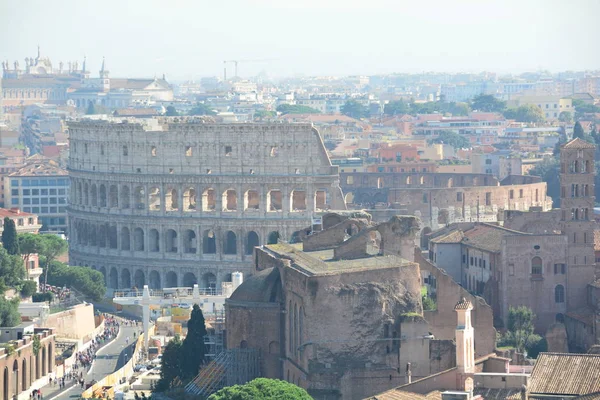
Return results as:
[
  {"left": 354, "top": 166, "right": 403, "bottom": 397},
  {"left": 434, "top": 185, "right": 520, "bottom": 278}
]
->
[{"left": 46, "top": 324, "right": 139, "bottom": 400}]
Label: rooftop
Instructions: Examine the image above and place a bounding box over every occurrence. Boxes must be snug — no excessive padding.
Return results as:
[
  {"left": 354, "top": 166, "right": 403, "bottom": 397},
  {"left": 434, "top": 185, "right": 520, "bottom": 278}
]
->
[
  {"left": 0, "top": 208, "right": 36, "bottom": 218},
  {"left": 459, "top": 223, "right": 528, "bottom": 253},
  {"left": 529, "top": 352, "right": 600, "bottom": 396},
  {"left": 562, "top": 137, "right": 596, "bottom": 149},
  {"left": 264, "top": 242, "right": 412, "bottom": 277}
]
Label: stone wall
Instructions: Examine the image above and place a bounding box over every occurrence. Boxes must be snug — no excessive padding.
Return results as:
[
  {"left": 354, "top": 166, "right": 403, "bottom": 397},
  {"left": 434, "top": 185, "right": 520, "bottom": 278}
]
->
[{"left": 44, "top": 303, "right": 96, "bottom": 340}]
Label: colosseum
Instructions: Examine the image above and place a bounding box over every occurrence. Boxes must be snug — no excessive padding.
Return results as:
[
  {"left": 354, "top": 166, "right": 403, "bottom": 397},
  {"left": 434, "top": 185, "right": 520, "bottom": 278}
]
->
[{"left": 67, "top": 119, "right": 345, "bottom": 291}]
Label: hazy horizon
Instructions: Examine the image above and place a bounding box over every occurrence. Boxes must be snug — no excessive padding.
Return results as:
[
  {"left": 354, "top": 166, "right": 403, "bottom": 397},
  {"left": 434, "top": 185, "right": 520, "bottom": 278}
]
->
[{"left": 1, "top": 0, "right": 598, "bottom": 80}]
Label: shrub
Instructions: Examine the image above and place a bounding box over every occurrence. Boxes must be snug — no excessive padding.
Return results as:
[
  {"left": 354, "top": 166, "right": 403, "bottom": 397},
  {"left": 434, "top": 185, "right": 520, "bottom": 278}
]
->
[{"left": 32, "top": 292, "right": 54, "bottom": 303}]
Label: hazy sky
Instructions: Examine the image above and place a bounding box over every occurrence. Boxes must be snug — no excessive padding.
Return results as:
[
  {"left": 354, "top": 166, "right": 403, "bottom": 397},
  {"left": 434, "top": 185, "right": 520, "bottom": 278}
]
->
[{"left": 1, "top": 0, "right": 598, "bottom": 80}]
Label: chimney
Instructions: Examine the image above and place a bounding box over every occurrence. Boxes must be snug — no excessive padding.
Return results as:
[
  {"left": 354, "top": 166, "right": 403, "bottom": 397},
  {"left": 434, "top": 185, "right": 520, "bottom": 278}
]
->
[{"left": 455, "top": 297, "right": 475, "bottom": 392}]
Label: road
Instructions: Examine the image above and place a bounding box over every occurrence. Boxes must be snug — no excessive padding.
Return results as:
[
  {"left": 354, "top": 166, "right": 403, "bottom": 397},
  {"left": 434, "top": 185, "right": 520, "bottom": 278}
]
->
[{"left": 48, "top": 323, "right": 139, "bottom": 400}]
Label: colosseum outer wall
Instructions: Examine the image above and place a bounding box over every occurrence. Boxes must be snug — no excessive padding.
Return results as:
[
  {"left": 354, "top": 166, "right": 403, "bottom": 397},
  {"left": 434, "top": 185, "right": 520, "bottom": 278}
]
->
[{"left": 67, "top": 120, "right": 345, "bottom": 290}]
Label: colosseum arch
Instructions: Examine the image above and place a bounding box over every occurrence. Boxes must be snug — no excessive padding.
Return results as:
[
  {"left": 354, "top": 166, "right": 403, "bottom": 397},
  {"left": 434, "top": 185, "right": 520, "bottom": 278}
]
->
[
  {"left": 246, "top": 231, "right": 259, "bottom": 254},
  {"left": 223, "top": 189, "right": 237, "bottom": 211},
  {"left": 420, "top": 176, "right": 425, "bottom": 185},
  {"left": 344, "top": 192, "right": 354, "bottom": 204},
  {"left": 108, "top": 225, "right": 118, "bottom": 249},
  {"left": 149, "top": 229, "right": 160, "bottom": 252},
  {"left": 91, "top": 184, "right": 98, "bottom": 206},
  {"left": 166, "top": 271, "right": 178, "bottom": 288},
  {"left": 203, "top": 230, "right": 216, "bottom": 254},
  {"left": 99, "top": 184, "right": 107, "bottom": 208},
  {"left": 149, "top": 270, "right": 161, "bottom": 289},
  {"left": 108, "top": 185, "right": 118, "bottom": 208},
  {"left": 98, "top": 225, "right": 107, "bottom": 248},
  {"left": 447, "top": 178, "right": 453, "bottom": 188},
  {"left": 183, "top": 272, "right": 197, "bottom": 287},
  {"left": 98, "top": 266, "right": 107, "bottom": 284},
  {"left": 121, "top": 227, "right": 131, "bottom": 250},
  {"left": 183, "top": 187, "right": 196, "bottom": 211},
  {"left": 121, "top": 185, "right": 130, "bottom": 209},
  {"left": 149, "top": 187, "right": 161, "bottom": 211},
  {"left": 165, "top": 188, "right": 178, "bottom": 211},
  {"left": 121, "top": 268, "right": 131, "bottom": 289},
  {"left": 291, "top": 190, "right": 306, "bottom": 211},
  {"left": 267, "top": 231, "right": 281, "bottom": 245},
  {"left": 183, "top": 229, "right": 197, "bottom": 253},
  {"left": 76, "top": 182, "right": 82, "bottom": 204},
  {"left": 12, "top": 360, "right": 18, "bottom": 399},
  {"left": 133, "top": 228, "right": 144, "bottom": 251},
  {"left": 224, "top": 231, "right": 237, "bottom": 254},
  {"left": 109, "top": 267, "right": 118, "bottom": 289},
  {"left": 202, "top": 188, "right": 216, "bottom": 211},
  {"left": 41, "top": 346, "right": 46, "bottom": 376},
  {"left": 244, "top": 190, "right": 260, "bottom": 210},
  {"left": 134, "top": 269, "right": 145, "bottom": 288},
  {"left": 165, "top": 229, "right": 178, "bottom": 253},
  {"left": 377, "top": 177, "right": 384, "bottom": 189},
  {"left": 21, "top": 359, "right": 26, "bottom": 392},
  {"left": 267, "top": 190, "right": 282, "bottom": 211},
  {"left": 315, "top": 190, "right": 327, "bottom": 210},
  {"left": 134, "top": 186, "right": 145, "bottom": 209},
  {"left": 202, "top": 272, "right": 217, "bottom": 291},
  {"left": 83, "top": 182, "right": 89, "bottom": 205}
]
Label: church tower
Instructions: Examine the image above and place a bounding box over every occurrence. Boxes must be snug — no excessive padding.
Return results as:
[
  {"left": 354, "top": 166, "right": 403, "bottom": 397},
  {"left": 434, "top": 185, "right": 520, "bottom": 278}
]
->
[
  {"left": 560, "top": 138, "right": 597, "bottom": 309},
  {"left": 455, "top": 298, "right": 474, "bottom": 393},
  {"left": 99, "top": 57, "right": 110, "bottom": 91}
]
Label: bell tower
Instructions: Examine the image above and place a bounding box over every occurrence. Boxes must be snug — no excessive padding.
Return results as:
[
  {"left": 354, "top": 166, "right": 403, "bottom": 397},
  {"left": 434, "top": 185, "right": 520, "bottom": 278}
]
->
[
  {"left": 560, "top": 138, "right": 597, "bottom": 309},
  {"left": 99, "top": 57, "right": 110, "bottom": 91}
]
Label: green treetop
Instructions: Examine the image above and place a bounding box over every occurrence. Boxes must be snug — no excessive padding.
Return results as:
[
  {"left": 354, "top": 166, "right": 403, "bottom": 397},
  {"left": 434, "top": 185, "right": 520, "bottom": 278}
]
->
[{"left": 2, "top": 217, "right": 20, "bottom": 255}]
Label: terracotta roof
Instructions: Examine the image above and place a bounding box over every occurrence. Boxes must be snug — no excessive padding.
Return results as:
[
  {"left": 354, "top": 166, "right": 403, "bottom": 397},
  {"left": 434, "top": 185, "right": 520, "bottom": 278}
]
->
[
  {"left": 365, "top": 390, "right": 442, "bottom": 400},
  {"left": 430, "top": 230, "right": 464, "bottom": 244},
  {"left": 565, "top": 307, "right": 595, "bottom": 326},
  {"left": 529, "top": 353, "right": 600, "bottom": 396},
  {"left": 0, "top": 208, "right": 35, "bottom": 218},
  {"left": 461, "top": 224, "right": 528, "bottom": 253},
  {"left": 562, "top": 138, "right": 596, "bottom": 149},
  {"left": 454, "top": 297, "right": 472, "bottom": 310},
  {"left": 473, "top": 388, "right": 522, "bottom": 399},
  {"left": 9, "top": 160, "right": 66, "bottom": 177}
]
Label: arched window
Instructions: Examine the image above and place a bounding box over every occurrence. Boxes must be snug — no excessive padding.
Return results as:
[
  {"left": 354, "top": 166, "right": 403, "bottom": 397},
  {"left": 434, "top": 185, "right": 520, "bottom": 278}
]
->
[
  {"left": 555, "top": 285, "right": 565, "bottom": 303},
  {"left": 531, "top": 257, "right": 542, "bottom": 275}
]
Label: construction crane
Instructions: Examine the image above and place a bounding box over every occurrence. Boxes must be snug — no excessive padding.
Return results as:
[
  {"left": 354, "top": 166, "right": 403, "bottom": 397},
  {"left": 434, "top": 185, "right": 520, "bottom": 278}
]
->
[{"left": 222, "top": 59, "right": 274, "bottom": 81}]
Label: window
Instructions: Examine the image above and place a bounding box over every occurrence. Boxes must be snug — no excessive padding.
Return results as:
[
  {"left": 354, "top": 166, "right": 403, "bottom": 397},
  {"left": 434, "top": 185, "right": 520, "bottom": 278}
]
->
[
  {"left": 509, "top": 263, "right": 515, "bottom": 275},
  {"left": 17, "top": 219, "right": 23, "bottom": 226},
  {"left": 462, "top": 254, "right": 466, "bottom": 264},
  {"left": 423, "top": 193, "right": 428, "bottom": 203},
  {"left": 270, "top": 146, "right": 277, "bottom": 157},
  {"left": 485, "top": 192, "right": 491, "bottom": 206},
  {"left": 470, "top": 257, "right": 474, "bottom": 266},
  {"left": 185, "top": 146, "right": 192, "bottom": 156},
  {"left": 485, "top": 159, "right": 492, "bottom": 165},
  {"left": 531, "top": 256, "right": 542, "bottom": 275},
  {"left": 509, "top": 190, "right": 514, "bottom": 199},
  {"left": 555, "top": 285, "right": 565, "bottom": 303},
  {"left": 483, "top": 260, "right": 486, "bottom": 269},
  {"left": 123, "top": 145, "right": 128, "bottom": 156},
  {"left": 84, "top": 143, "right": 88, "bottom": 154},
  {"left": 136, "top": 168, "right": 142, "bottom": 173},
  {"left": 151, "top": 146, "right": 157, "bottom": 156},
  {"left": 225, "top": 146, "right": 232, "bottom": 156},
  {"left": 554, "top": 263, "right": 566, "bottom": 274},
  {"left": 11, "top": 189, "right": 18, "bottom": 195},
  {"left": 457, "top": 192, "right": 463, "bottom": 202},
  {"left": 519, "top": 189, "right": 523, "bottom": 198}
]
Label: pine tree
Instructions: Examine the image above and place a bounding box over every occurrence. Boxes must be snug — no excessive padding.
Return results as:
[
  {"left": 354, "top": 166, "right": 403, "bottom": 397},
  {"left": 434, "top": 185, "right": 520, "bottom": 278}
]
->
[
  {"left": 2, "top": 217, "right": 19, "bottom": 255},
  {"left": 181, "top": 304, "right": 207, "bottom": 379}
]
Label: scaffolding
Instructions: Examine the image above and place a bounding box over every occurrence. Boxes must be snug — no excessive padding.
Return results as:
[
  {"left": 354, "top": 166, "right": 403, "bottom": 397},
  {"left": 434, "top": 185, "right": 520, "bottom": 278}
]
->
[
  {"left": 204, "top": 309, "right": 225, "bottom": 359},
  {"left": 185, "top": 348, "right": 260, "bottom": 397}
]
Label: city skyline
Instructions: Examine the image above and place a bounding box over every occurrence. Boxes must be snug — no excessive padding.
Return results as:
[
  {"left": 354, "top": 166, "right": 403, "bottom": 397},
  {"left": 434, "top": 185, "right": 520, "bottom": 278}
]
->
[{"left": 1, "top": 0, "right": 599, "bottom": 80}]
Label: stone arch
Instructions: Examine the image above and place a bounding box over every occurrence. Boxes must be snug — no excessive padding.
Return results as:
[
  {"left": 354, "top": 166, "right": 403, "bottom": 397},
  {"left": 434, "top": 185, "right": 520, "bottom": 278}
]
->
[
  {"left": 269, "top": 341, "right": 280, "bottom": 355},
  {"left": 134, "top": 186, "right": 145, "bottom": 209},
  {"left": 84, "top": 182, "right": 89, "bottom": 205},
  {"left": 134, "top": 269, "right": 145, "bottom": 288},
  {"left": 48, "top": 346, "right": 52, "bottom": 374},
  {"left": 183, "top": 272, "right": 197, "bottom": 287},
  {"left": 133, "top": 228, "right": 144, "bottom": 251},
  {"left": 12, "top": 359, "right": 18, "bottom": 399},
  {"left": 224, "top": 230, "right": 237, "bottom": 254},
  {"left": 267, "top": 189, "right": 282, "bottom": 211},
  {"left": 377, "top": 177, "right": 384, "bottom": 189},
  {"left": 202, "top": 273, "right": 217, "bottom": 291},
  {"left": 98, "top": 225, "right": 107, "bottom": 248},
  {"left": 108, "top": 225, "right": 118, "bottom": 249},
  {"left": 149, "top": 229, "right": 160, "bottom": 252},
  {"left": 109, "top": 185, "right": 118, "bottom": 208},
  {"left": 149, "top": 270, "right": 161, "bottom": 289},
  {"left": 420, "top": 176, "right": 425, "bottom": 185},
  {"left": 183, "top": 187, "right": 196, "bottom": 211},
  {"left": 291, "top": 189, "right": 306, "bottom": 211},
  {"left": 315, "top": 190, "right": 328, "bottom": 210},
  {"left": 183, "top": 229, "right": 197, "bottom": 254},
  {"left": 165, "top": 188, "right": 178, "bottom": 211},
  {"left": 447, "top": 178, "right": 453, "bottom": 188},
  {"left": 76, "top": 182, "right": 82, "bottom": 204},
  {"left": 244, "top": 190, "right": 260, "bottom": 210},
  {"left": 166, "top": 271, "right": 178, "bottom": 288},
  {"left": 99, "top": 266, "right": 107, "bottom": 284},
  {"left": 121, "top": 269, "right": 131, "bottom": 288},
  {"left": 121, "top": 227, "right": 130, "bottom": 250},
  {"left": 3, "top": 366, "right": 8, "bottom": 400},
  {"left": 121, "top": 185, "right": 130, "bottom": 209},
  {"left": 149, "top": 187, "right": 161, "bottom": 211},
  {"left": 531, "top": 256, "right": 542, "bottom": 275},
  {"left": 109, "top": 267, "right": 118, "bottom": 289},
  {"left": 41, "top": 346, "right": 46, "bottom": 376},
  {"left": 203, "top": 229, "right": 216, "bottom": 254},
  {"left": 344, "top": 192, "right": 354, "bottom": 204},
  {"left": 406, "top": 176, "right": 412, "bottom": 185},
  {"left": 22, "top": 358, "right": 26, "bottom": 392},
  {"left": 246, "top": 231, "right": 260, "bottom": 255},
  {"left": 99, "top": 184, "right": 107, "bottom": 207},
  {"left": 91, "top": 184, "right": 98, "bottom": 206},
  {"left": 267, "top": 231, "right": 281, "bottom": 245},
  {"left": 555, "top": 284, "right": 565, "bottom": 303},
  {"left": 223, "top": 189, "right": 237, "bottom": 211},
  {"left": 165, "top": 229, "right": 178, "bottom": 253},
  {"left": 202, "top": 188, "right": 216, "bottom": 211}
]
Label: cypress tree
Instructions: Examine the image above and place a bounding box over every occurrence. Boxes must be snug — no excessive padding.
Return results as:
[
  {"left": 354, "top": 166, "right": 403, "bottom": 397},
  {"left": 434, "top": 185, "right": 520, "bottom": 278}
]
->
[
  {"left": 573, "top": 121, "right": 585, "bottom": 139},
  {"left": 2, "top": 217, "right": 19, "bottom": 255},
  {"left": 181, "top": 304, "right": 207, "bottom": 379}
]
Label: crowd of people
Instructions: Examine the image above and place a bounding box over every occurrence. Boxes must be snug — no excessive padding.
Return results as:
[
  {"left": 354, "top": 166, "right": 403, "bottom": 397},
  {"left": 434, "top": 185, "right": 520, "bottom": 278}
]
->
[{"left": 39, "top": 284, "right": 72, "bottom": 301}]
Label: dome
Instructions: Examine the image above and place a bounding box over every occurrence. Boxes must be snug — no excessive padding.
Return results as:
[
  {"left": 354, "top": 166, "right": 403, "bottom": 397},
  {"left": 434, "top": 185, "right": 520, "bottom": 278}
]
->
[{"left": 229, "top": 267, "right": 282, "bottom": 303}]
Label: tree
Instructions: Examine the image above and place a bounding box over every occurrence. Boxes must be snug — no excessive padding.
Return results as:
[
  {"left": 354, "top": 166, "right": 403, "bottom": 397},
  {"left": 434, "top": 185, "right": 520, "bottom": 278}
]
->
[
  {"left": 573, "top": 121, "right": 585, "bottom": 139},
  {"left": 506, "top": 306, "right": 537, "bottom": 354},
  {"left": 275, "top": 104, "right": 321, "bottom": 115},
  {"left": 504, "top": 105, "right": 544, "bottom": 123},
  {"left": 20, "top": 280, "right": 37, "bottom": 297},
  {"left": 155, "top": 335, "right": 183, "bottom": 391},
  {"left": 470, "top": 94, "right": 506, "bottom": 112},
  {"left": 0, "top": 246, "right": 26, "bottom": 289},
  {"left": 528, "top": 157, "right": 560, "bottom": 207},
  {"left": 181, "top": 304, "right": 207, "bottom": 379},
  {"left": 2, "top": 217, "right": 19, "bottom": 255},
  {"left": 38, "top": 234, "right": 68, "bottom": 290},
  {"left": 188, "top": 103, "right": 216, "bottom": 116},
  {"left": 86, "top": 102, "right": 97, "bottom": 115},
  {"left": 340, "top": 100, "right": 369, "bottom": 119},
  {"left": 46, "top": 261, "right": 106, "bottom": 301},
  {"left": 165, "top": 106, "right": 179, "bottom": 116},
  {"left": 383, "top": 100, "right": 410, "bottom": 116},
  {"left": 19, "top": 233, "right": 44, "bottom": 279},
  {"left": 558, "top": 111, "right": 572, "bottom": 123},
  {"left": 254, "top": 110, "right": 276, "bottom": 121},
  {"left": 0, "top": 297, "right": 20, "bottom": 327},
  {"left": 429, "top": 131, "right": 471, "bottom": 149},
  {"left": 208, "top": 378, "right": 313, "bottom": 400}
]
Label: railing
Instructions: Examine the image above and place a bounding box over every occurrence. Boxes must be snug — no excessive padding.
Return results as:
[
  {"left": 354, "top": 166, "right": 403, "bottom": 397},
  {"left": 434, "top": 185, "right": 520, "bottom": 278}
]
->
[{"left": 113, "top": 287, "right": 223, "bottom": 298}]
